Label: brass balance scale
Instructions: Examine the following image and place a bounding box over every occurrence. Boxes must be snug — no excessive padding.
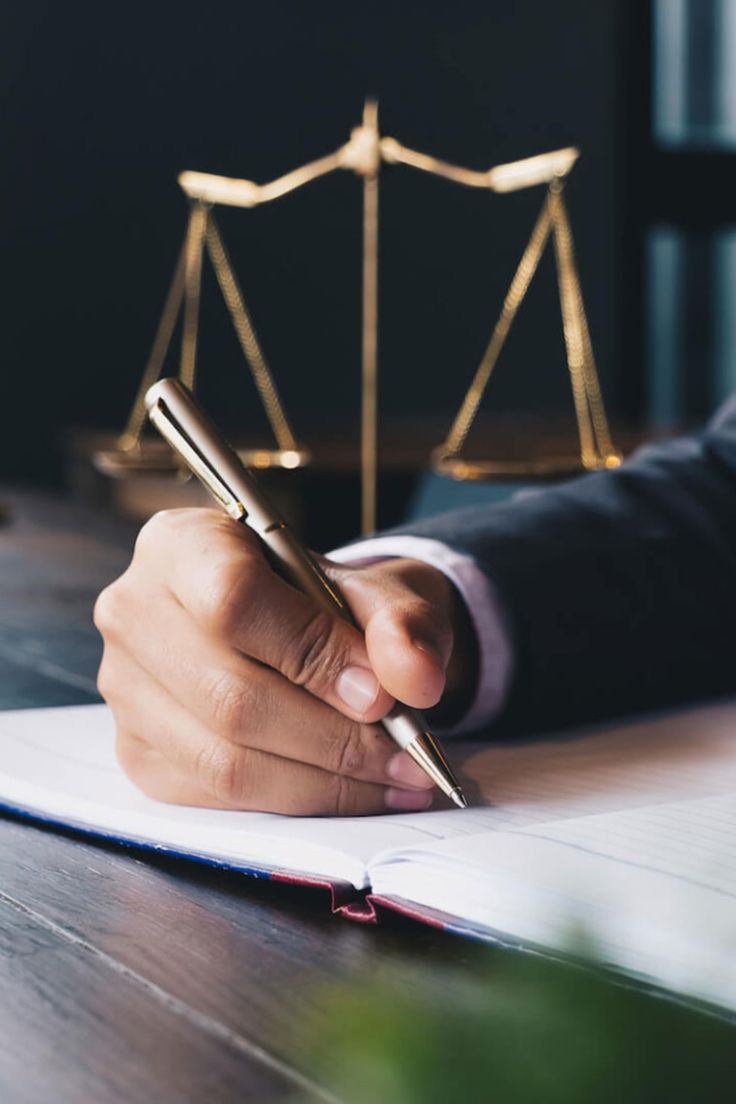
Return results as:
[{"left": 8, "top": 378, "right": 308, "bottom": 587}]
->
[{"left": 95, "top": 100, "right": 621, "bottom": 534}]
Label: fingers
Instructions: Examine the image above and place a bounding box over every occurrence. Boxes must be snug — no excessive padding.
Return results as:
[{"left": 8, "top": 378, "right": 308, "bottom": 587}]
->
[
  {"left": 106, "top": 655, "right": 433, "bottom": 816},
  {"left": 97, "top": 623, "right": 433, "bottom": 792},
  {"left": 96, "top": 509, "right": 462, "bottom": 817},
  {"left": 131, "top": 509, "right": 394, "bottom": 724},
  {"left": 331, "top": 558, "right": 455, "bottom": 710}
]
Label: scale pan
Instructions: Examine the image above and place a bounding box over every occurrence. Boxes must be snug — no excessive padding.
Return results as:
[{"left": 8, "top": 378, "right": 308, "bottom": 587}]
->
[
  {"left": 93, "top": 439, "right": 311, "bottom": 479},
  {"left": 431, "top": 450, "right": 622, "bottom": 482},
  {"left": 93, "top": 440, "right": 179, "bottom": 478},
  {"left": 236, "top": 446, "right": 311, "bottom": 471}
]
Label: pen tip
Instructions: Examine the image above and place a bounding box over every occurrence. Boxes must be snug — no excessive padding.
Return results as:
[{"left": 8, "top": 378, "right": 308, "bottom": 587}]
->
[{"left": 450, "top": 788, "right": 469, "bottom": 810}]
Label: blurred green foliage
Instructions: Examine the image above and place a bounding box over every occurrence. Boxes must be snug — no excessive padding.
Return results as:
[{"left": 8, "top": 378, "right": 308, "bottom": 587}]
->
[{"left": 302, "top": 948, "right": 736, "bottom": 1104}]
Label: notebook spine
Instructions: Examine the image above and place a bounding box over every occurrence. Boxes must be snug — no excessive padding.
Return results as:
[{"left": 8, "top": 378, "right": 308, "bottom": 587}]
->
[{"left": 269, "top": 871, "right": 375, "bottom": 919}]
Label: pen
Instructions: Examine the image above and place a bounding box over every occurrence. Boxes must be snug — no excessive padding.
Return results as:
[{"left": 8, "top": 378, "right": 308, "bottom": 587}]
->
[{"left": 145, "top": 378, "right": 468, "bottom": 809}]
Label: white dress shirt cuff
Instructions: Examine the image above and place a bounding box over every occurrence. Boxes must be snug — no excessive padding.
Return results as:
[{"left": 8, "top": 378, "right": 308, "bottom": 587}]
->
[{"left": 328, "top": 535, "right": 513, "bottom": 734}]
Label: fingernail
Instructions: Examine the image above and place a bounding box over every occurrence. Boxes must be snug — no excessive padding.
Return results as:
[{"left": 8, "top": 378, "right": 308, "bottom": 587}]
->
[
  {"left": 336, "top": 666, "right": 380, "bottom": 713},
  {"left": 387, "top": 751, "right": 434, "bottom": 789},
  {"left": 385, "top": 787, "right": 434, "bottom": 812}
]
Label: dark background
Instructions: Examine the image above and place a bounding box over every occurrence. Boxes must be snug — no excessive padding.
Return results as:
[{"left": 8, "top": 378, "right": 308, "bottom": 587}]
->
[
  {"left": 1, "top": 0, "right": 626, "bottom": 484},
  {"left": 3, "top": 1, "right": 733, "bottom": 507}
]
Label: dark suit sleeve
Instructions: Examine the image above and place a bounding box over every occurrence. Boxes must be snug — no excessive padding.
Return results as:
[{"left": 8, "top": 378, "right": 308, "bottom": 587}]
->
[{"left": 390, "top": 397, "right": 736, "bottom": 735}]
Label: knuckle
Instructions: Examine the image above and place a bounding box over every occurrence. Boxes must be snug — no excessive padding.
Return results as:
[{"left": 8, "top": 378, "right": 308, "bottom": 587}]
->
[
  {"left": 195, "top": 742, "right": 248, "bottom": 806},
  {"left": 402, "top": 595, "right": 437, "bottom": 630},
  {"left": 92, "top": 588, "right": 110, "bottom": 634},
  {"left": 93, "top": 582, "right": 125, "bottom": 638},
  {"left": 282, "top": 609, "right": 348, "bottom": 692},
  {"left": 209, "top": 672, "right": 256, "bottom": 739},
  {"left": 332, "top": 773, "right": 360, "bottom": 817},
  {"left": 135, "top": 508, "right": 217, "bottom": 564},
  {"left": 134, "top": 509, "right": 179, "bottom": 557},
  {"left": 200, "top": 557, "right": 260, "bottom": 639},
  {"left": 331, "top": 722, "right": 368, "bottom": 779},
  {"left": 96, "top": 654, "right": 114, "bottom": 704}
]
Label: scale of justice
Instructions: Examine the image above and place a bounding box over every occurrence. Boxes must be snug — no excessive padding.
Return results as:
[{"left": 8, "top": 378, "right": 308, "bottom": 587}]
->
[{"left": 95, "top": 100, "right": 621, "bottom": 535}]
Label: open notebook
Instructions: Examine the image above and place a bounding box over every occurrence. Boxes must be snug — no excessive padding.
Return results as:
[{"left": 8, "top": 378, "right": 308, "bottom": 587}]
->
[{"left": 1, "top": 701, "right": 735, "bottom": 1014}]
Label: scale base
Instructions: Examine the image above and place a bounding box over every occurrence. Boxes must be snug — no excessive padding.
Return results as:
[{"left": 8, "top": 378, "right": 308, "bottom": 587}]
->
[{"left": 432, "top": 450, "right": 623, "bottom": 482}]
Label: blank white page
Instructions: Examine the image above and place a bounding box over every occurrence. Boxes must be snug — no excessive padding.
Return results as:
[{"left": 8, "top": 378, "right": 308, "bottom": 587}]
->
[
  {"left": 451, "top": 698, "right": 736, "bottom": 829},
  {"left": 367, "top": 698, "right": 736, "bottom": 863},
  {"left": 370, "top": 791, "right": 736, "bottom": 1012}
]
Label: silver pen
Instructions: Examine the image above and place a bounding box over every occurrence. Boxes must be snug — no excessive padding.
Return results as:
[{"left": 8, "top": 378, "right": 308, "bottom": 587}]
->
[{"left": 146, "top": 378, "right": 467, "bottom": 809}]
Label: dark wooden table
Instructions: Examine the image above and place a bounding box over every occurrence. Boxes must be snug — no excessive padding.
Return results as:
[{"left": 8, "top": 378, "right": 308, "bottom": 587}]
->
[
  {"left": 4, "top": 486, "right": 733, "bottom": 1103},
  {"left": 0, "top": 487, "right": 496, "bottom": 1103}
]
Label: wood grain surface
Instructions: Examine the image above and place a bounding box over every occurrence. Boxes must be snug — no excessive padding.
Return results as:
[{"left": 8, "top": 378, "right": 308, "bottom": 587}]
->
[{"left": 3, "top": 486, "right": 731, "bottom": 1103}]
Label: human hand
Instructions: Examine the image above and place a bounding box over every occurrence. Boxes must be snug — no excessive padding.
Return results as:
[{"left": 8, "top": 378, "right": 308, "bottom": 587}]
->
[{"left": 94, "top": 509, "right": 474, "bottom": 816}]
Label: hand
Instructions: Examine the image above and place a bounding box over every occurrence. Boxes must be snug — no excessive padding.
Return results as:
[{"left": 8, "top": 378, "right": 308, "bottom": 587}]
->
[{"left": 94, "top": 509, "right": 475, "bottom": 816}]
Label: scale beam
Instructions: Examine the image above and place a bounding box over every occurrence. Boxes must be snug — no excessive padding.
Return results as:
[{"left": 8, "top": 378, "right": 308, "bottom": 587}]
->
[
  {"left": 381, "top": 140, "right": 579, "bottom": 192},
  {"left": 103, "top": 103, "right": 618, "bottom": 529},
  {"left": 179, "top": 143, "right": 580, "bottom": 211}
]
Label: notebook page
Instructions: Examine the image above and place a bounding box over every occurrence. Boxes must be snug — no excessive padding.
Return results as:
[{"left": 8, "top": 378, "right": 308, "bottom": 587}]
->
[
  {"left": 2, "top": 699, "right": 736, "bottom": 892},
  {"left": 369, "top": 791, "right": 736, "bottom": 1011},
  {"left": 363, "top": 698, "right": 736, "bottom": 862},
  {"left": 451, "top": 698, "right": 736, "bottom": 828},
  {"left": 0, "top": 702, "right": 533, "bottom": 886},
  {"left": 0, "top": 704, "right": 411, "bottom": 888}
]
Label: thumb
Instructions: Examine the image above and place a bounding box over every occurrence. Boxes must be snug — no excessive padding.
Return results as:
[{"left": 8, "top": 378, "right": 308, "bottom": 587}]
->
[{"left": 335, "top": 561, "right": 454, "bottom": 711}]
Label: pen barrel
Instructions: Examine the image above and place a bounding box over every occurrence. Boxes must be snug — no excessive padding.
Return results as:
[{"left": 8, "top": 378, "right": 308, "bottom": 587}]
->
[
  {"left": 255, "top": 523, "right": 429, "bottom": 750},
  {"left": 254, "top": 522, "right": 357, "bottom": 626},
  {"left": 380, "top": 705, "right": 428, "bottom": 750}
]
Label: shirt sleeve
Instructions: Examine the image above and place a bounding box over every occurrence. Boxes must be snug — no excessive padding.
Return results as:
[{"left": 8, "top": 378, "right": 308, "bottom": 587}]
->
[{"left": 328, "top": 534, "right": 514, "bottom": 735}]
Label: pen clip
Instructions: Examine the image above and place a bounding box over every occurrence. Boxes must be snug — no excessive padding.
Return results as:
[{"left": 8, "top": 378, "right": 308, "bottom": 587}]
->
[{"left": 148, "top": 397, "right": 247, "bottom": 521}]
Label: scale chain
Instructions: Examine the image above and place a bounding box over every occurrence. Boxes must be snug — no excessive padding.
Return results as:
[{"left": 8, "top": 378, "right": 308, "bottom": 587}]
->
[
  {"left": 550, "top": 190, "right": 617, "bottom": 463},
  {"left": 550, "top": 188, "right": 598, "bottom": 467},
  {"left": 180, "top": 202, "right": 207, "bottom": 392},
  {"left": 205, "top": 215, "right": 297, "bottom": 452},
  {"left": 119, "top": 233, "right": 188, "bottom": 449},
  {"left": 441, "top": 193, "right": 555, "bottom": 458},
  {"left": 441, "top": 183, "right": 617, "bottom": 471}
]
